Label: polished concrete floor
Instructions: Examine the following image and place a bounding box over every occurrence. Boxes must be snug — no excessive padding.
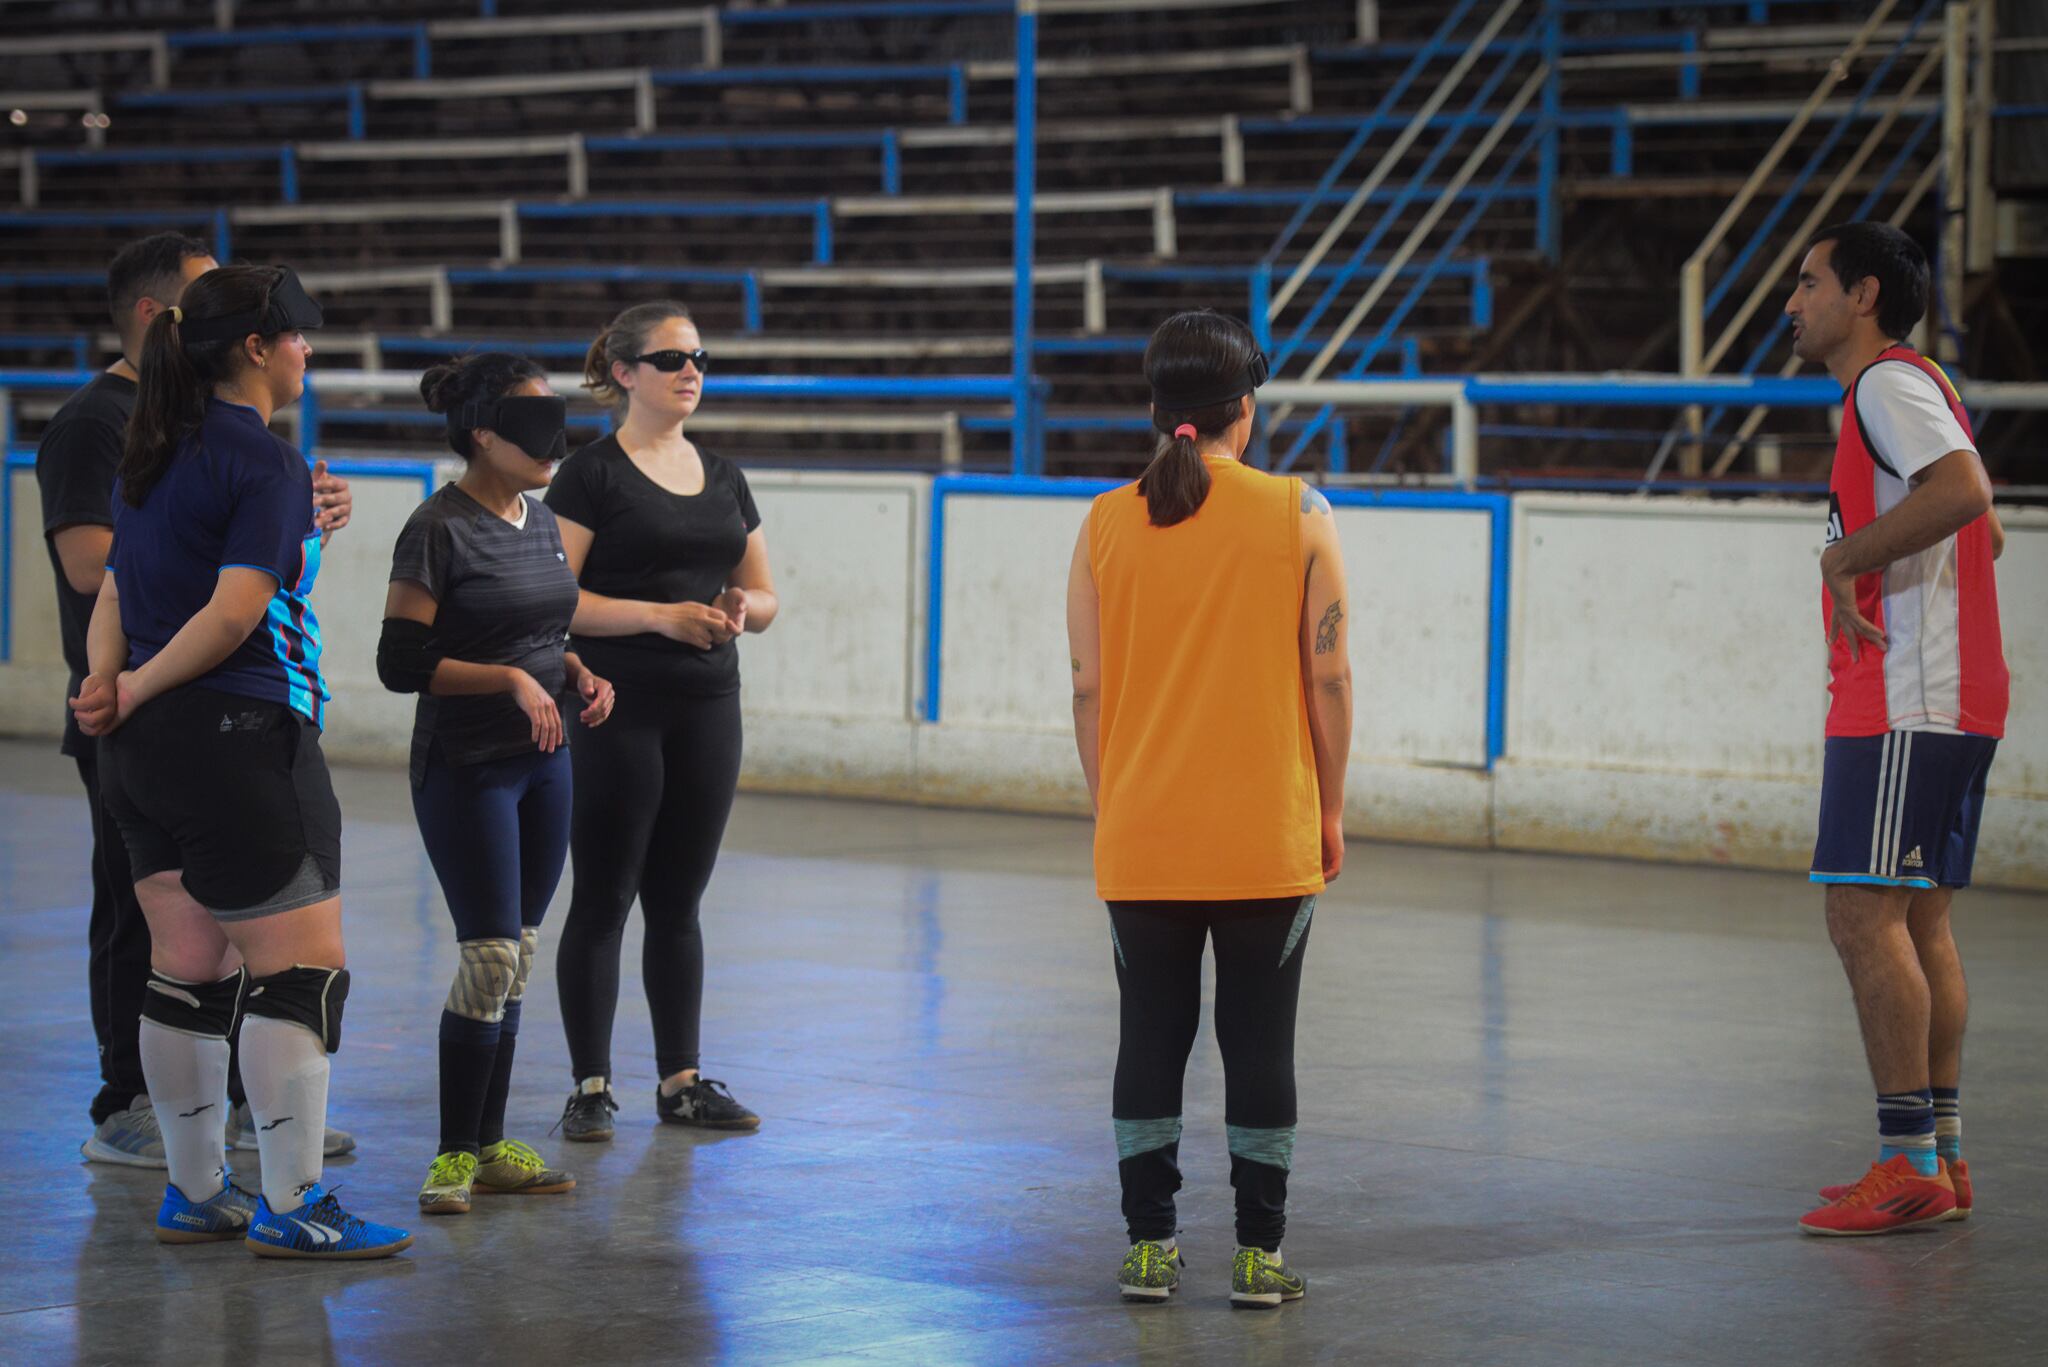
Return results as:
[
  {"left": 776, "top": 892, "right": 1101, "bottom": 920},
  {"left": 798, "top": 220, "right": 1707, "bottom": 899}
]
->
[{"left": 2, "top": 736, "right": 2046, "bottom": 1366}]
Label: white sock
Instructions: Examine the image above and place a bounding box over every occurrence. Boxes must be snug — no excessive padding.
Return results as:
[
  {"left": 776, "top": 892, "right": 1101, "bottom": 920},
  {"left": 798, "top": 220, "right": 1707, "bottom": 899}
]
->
[
  {"left": 138, "top": 1017, "right": 229, "bottom": 1202},
  {"left": 1239, "top": 1246, "right": 1282, "bottom": 1265},
  {"left": 238, "top": 1014, "right": 330, "bottom": 1212}
]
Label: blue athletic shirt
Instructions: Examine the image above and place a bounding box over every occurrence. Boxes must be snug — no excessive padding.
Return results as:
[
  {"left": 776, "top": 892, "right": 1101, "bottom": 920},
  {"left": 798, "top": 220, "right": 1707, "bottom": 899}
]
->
[{"left": 109, "top": 398, "right": 329, "bottom": 726}]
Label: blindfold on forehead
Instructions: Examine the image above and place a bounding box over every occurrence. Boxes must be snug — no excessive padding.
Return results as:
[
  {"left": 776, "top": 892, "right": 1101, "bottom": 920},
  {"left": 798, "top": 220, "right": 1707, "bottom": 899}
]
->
[
  {"left": 452, "top": 394, "right": 569, "bottom": 463},
  {"left": 1150, "top": 349, "right": 1270, "bottom": 412},
  {"left": 178, "top": 268, "right": 325, "bottom": 345}
]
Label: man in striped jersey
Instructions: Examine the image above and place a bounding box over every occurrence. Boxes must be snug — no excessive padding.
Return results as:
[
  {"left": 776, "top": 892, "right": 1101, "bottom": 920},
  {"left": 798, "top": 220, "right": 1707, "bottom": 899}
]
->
[{"left": 1783, "top": 222, "right": 2008, "bottom": 1237}]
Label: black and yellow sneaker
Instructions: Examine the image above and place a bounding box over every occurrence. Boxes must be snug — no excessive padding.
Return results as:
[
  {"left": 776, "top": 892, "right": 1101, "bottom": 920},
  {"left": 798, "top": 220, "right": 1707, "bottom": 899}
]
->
[
  {"left": 475, "top": 1139, "right": 575, "bottom": 1195},
  {"left": 1230, "top": 1247, "right": 1307, "bottom": 1309},
  {"left": 1117, "top": 1240, "right": 1183, "bottom": 1303},
  {"left": 555, "top": 1079, "right": 618, "bottom": 1143},
  {"left": 654, "top": 1077, "right": 760, "bottom": 1132}
]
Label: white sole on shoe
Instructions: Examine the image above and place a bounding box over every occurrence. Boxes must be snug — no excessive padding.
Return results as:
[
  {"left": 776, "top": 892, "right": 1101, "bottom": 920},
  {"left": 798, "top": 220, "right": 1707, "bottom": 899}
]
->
[
  {"left": 1118, "top": 1285, "right": 1175, "bottom": 1302},
  {"left": 81, "top": 1137, "right": 167, "bottom": 1169}
]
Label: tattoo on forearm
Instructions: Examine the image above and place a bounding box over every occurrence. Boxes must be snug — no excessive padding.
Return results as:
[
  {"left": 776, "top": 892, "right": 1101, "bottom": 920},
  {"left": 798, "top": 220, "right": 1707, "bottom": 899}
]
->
[
  {"left": 1301, "top": 484, "right": 1332, "bottom": 516},
  {"left": 1314, "top": 600, "right": 1344, "bottom": 655},
  {"left": 1071, "top": 656, "right": 1081, "bottom": 673}
]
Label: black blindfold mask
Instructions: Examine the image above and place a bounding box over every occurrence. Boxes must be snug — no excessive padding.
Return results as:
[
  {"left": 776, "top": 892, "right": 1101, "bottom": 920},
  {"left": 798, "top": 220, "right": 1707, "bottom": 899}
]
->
[
  {"left": 1150, "top": 349, "right": 1270, "bottom": 412},
  {"left": 179, "top": 266, "right": 325, "bottom": 345},
  {"left": 453, "top": 395, "right": 569, "bottom": 464}
]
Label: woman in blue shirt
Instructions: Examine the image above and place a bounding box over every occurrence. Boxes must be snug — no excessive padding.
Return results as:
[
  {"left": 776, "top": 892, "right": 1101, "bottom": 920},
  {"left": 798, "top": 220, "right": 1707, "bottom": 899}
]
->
[{"left": 72, "top": 263, "right": 411, "bottom": 1261}]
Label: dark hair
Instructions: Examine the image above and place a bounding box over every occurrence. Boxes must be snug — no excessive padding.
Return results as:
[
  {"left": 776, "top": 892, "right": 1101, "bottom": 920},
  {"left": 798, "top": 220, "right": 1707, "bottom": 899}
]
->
[
  {"left": 121, "top": 264, "right": 285, "bottom": 508},
  {"left": 106, "top": 231, "right": 210, "bottom": 331},
  {"left": 1810, "top": 221, "right": 1929, "bottom": 341},
  {"left": 583, "top": 300, "right": 693, "bottom": 408},
  {"left": 420, "top": 351, "right": 549, "bottom": 459},
  {"left": 1140, "top": 310, "right": 1260, "bottom": 528}
]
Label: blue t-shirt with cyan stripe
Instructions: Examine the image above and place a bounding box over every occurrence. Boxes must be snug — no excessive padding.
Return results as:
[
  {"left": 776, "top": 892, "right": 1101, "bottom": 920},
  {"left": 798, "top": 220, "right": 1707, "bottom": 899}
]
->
[{"left": 110, "top": 398, "right": 328, "bottom": 726}]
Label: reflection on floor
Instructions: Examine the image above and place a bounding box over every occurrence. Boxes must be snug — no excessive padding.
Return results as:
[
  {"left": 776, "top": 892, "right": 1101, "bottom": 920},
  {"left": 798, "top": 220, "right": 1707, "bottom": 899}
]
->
[{"left": 2, "top": 738, "right": 2044, "bottom": 1365}]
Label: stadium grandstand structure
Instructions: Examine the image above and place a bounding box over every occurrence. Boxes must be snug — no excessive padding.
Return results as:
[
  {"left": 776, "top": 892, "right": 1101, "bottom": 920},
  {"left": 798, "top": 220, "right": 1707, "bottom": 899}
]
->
[{"left": 1, "top": 0, "right": 2043, "bottom": 486}]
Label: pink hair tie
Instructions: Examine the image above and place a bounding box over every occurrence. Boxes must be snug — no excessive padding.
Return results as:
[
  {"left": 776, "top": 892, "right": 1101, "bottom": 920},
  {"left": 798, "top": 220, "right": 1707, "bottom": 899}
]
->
[{"left": 1173, "top": 423, "right": 1198, "bottom": 440}]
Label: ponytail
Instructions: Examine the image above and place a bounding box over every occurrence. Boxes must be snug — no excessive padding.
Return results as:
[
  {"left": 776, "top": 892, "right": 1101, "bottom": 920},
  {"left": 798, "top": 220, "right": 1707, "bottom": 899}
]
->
[
  {"left": 1138, "top": 421, "right": 1212, "bottom": 528},
  {"left": 119, "top": 307, "right": 205, "bottom": 507},
  {"left": 118, "top": 262, "right": 286, "bottom": 507}
]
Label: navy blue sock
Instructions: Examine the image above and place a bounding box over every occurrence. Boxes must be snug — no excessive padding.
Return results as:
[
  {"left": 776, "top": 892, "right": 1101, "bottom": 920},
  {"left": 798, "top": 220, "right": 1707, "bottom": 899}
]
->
[
  {"left": 478, "top": 1000, "right": 522, "bottom": 1151},
  {"left": 1932, "top": 1086, "right": 1961, "bottom": 1163},
  {"left": 1877, "top": 1088, "right": 1938, "bottom": 1176},
  {"left": 439, "top": 1010, "right": 503, "bottom": 1157}
]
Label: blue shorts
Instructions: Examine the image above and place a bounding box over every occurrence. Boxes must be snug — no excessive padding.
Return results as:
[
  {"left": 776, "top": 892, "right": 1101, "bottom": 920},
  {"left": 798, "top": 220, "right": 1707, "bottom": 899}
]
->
[{"left": 1810, "top": 730, "right": 1997, "bottom": 890}]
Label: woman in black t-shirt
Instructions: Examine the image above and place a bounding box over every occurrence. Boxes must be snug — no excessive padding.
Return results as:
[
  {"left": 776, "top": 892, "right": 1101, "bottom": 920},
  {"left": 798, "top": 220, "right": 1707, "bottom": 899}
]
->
[
  {"left": 544, "top": 302, "right": 779, "bottom": 1140},
  {"left": 378, "top": 352, "right": 615, "bottom": 1213}
]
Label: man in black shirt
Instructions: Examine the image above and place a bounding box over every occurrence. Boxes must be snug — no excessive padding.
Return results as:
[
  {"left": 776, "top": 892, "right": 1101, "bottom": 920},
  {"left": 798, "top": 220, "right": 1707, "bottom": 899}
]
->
[{"left": 35, "top": 232, "right": 358, "bottom": 1165}]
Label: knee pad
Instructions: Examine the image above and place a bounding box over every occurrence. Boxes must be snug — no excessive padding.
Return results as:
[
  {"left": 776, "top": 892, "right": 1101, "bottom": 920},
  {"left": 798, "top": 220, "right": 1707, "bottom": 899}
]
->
[
  {"left": 509, "top": 927, "right": 540, "bottom": 1004},
  {"left": 446, "top": 938, "right": 519, "bottom": 1023},
  {"left": 142, "top": 967, "right": 246, "bottom": 1040},
  {"left": 246, "top": 965, "right": 350, "bottom": 1053}
]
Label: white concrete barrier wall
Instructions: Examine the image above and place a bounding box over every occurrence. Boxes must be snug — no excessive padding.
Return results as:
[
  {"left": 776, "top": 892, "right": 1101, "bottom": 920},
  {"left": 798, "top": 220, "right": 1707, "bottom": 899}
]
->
[
  {"left": 3, "top": 470, "right": 2042, "bottom": 887},
  {"left": 1500, "top": 495, "right": 2047, "bottom": 887}
]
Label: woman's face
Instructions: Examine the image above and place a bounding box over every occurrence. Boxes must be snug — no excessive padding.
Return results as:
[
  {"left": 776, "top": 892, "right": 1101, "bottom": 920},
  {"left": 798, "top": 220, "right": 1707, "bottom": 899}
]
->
[
  {"left": 476, "top": 377, "right": 560, "bottom": 491},
  {"left": 258, "top": 330, "right": 312, "bottom": 410},
  {"left": 612, "top": 316, "right": 703, "bottom": 425}
]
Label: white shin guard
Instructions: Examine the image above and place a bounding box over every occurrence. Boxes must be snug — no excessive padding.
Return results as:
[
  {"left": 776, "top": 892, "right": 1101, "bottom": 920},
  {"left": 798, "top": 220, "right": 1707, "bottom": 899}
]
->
[
  {"left": 237, "top": 1013, "right": 331, "bottom": 1211},
  {"left": 138, "top": 1018, "right": 229, "bottom": 1201}
]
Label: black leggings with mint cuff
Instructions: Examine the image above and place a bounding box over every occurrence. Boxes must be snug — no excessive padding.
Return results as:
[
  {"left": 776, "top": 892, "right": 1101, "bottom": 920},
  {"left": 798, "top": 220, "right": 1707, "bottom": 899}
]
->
[{"left": 1109, "top": 896, "right": 1313, "bottom": 1252}]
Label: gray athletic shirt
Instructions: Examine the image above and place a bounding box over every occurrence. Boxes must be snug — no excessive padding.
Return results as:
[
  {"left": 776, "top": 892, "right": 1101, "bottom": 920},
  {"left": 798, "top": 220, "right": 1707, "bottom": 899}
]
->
[{"left": 389, "top": 484, "right": 581, "bottom": 786}]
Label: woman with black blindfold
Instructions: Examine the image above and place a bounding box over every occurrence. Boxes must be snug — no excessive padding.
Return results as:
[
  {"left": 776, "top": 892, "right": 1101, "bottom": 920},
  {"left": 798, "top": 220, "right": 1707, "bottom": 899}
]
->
[{"left": 378, "top": 352, "right": 614, "bottom": 1215}]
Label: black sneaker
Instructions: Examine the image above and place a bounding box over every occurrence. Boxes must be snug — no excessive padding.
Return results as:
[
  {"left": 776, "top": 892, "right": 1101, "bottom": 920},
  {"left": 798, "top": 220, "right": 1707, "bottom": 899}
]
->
[
  {"left": 553, "top": 1080, "right": 618, "bottom": 1143},
  {"left": 654, "top": 1077, "right": 760, "bottom": 1132}
]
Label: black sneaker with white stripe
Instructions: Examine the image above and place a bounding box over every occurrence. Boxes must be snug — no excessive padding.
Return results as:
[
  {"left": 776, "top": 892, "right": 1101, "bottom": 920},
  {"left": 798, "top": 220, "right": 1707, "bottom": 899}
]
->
[{"left": 655, "top": 1077, "right": 759, "bottom": 1131}]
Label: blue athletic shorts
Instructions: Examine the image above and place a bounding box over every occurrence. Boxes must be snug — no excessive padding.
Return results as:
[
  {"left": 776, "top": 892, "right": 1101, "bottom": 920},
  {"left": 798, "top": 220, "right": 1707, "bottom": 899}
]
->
[{"left": 1810, "top": 730, "right": 1998, "bottom": 890}]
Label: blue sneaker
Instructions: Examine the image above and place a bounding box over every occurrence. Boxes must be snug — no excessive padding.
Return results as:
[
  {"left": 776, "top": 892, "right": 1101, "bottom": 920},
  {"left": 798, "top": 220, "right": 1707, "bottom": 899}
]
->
[
  {"left": 155, "top": 1179, "right": 259, "bottom": 1244},
  {"left": 246, "top": 1185, "right": 413, "bottom": 1261}
]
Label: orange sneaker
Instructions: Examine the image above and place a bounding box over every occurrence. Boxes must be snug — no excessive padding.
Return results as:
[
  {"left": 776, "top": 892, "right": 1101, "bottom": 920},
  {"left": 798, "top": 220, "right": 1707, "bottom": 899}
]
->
[
  {"left": 1800, "top": 1154, "right": 1956, "bottom": 1236},
  {"left": 1819, "top": 1157, "right": 1972, "bottom": 1220}
]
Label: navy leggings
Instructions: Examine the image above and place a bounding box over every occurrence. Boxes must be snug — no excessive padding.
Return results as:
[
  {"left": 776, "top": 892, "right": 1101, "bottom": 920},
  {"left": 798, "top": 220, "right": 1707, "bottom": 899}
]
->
[
  {"left": 413, "top": 743, "right": 573, "bottom": 942},
  {"left": 413, "top": 743, "right": 572, "bottom": 1153}
]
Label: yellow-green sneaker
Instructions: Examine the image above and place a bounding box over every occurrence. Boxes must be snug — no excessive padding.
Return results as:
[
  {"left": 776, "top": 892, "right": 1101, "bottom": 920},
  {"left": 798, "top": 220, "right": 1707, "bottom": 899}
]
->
[
  {"left": 1230, "top": 1246, "right": 1307, "bottom": 1309},
  {"left": 474, "top": 1138, "right": 576, "bottom": 1195},
  {"left": 419, "top": 1150, "right": 477, "bottom": 1216},
  {"left": 1117, "top": 1239, "right": 1182, "bottom": 1303}
]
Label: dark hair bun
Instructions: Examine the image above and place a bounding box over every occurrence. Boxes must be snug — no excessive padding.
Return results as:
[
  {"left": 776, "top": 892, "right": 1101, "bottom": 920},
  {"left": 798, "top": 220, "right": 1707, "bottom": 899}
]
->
[{"left": 419, "top": 362, "right": 460, "bottom": 413}]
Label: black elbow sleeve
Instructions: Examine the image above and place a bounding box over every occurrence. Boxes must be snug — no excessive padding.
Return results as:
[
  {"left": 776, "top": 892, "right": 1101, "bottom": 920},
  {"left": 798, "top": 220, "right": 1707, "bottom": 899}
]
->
[{"left": 376, "top": 617, "right": 441, "bottom": 694}]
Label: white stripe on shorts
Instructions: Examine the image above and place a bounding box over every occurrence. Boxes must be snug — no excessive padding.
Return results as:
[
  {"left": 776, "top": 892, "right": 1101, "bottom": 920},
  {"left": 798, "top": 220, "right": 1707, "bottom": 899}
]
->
[{"left": 1868, "top": 732, "right": 1895, "bottom": 876}]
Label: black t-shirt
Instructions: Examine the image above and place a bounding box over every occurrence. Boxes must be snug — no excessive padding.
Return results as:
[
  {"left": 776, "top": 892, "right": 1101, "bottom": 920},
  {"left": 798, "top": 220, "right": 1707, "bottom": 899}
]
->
[
  {"left": 542, "top": 436, "right": 760, "bottom": 695},
  {"left": 34, "top": 372, "right": 134, "bottom": 758},
  {"left": 390, "top": 484, "right": 581, "bottom": 786}
]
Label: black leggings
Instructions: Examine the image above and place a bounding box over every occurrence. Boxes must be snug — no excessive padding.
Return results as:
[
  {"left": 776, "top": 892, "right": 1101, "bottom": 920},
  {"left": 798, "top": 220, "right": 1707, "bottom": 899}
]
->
[
  {"left": 557, "top": 685, "right": 742, "bottom": 1082},
  {"left": 76, "top": 745, "right": 151, "bottom": 1124},
  {"left": 1109, "top": 896, "right": 1314, "bottom": 1252}
]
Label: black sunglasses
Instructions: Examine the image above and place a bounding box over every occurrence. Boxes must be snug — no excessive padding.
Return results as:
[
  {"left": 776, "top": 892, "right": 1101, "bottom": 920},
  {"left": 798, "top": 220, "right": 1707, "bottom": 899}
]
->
[{"left": 630, "top": 349, "right": 710, "bottom": 374}]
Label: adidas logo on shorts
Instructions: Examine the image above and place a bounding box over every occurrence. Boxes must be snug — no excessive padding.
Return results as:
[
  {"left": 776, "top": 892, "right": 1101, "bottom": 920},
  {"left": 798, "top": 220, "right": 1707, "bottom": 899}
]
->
[{"left": 1902, "top": 846, "right": 1924, "bottom": 869}]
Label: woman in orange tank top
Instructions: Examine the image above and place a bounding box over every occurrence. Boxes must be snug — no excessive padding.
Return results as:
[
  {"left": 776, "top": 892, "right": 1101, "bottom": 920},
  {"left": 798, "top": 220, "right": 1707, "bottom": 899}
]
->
[{"left": 1066, "top": 311, "right": 1353, "bottom": 1308}]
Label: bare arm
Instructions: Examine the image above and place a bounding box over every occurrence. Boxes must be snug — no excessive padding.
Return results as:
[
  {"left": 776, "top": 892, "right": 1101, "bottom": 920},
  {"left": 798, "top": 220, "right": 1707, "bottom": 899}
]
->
[
  {"left": 1987, "top": 505, "right": 2004, "bottom": 561},
  {"left": 1820, "top": 449, "right": 1995, "bottom": 658},
  {"left": 716, "top": 527, "right": 779, "bottom": 633},
  {"left": 1299, "top": 486, "right": 1352, "bottom": 881},
  {"left": 50, "top": 524, "right": 112, "bottom": 597},
  {"left": 70, "top": 572, "right": 127, "bottom": 736},
  {"left": 556, "top": 513, "right": 735, "bottom": 646},
  {"left": 1065, "top": 518, "right": 1103, "bottom": 815},
  {"left": 1824, "top": 449, "right": 1994, "bottom": 579}
]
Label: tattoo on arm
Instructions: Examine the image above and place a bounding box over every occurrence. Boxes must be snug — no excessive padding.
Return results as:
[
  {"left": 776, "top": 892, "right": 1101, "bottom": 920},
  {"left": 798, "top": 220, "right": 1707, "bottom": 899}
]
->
[
  {"left": 1071, "top": 657, "right": 1081, "bottom": 673},
  {"left": 1314, "top": 600, "right": 1344, "bottom": 655},
  {"left": 1300, "top": 484, "right": 1332, "bottom": 516}
]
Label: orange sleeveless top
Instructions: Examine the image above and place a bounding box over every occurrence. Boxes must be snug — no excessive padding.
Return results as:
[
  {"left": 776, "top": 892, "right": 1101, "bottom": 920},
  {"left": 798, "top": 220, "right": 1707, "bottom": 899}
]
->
[{"left": 1088, "top": 456, "right": 1323, "bottom": 901}]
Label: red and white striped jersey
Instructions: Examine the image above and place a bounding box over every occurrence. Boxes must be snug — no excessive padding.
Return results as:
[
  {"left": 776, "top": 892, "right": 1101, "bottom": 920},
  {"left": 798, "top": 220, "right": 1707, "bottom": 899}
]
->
[{"left": 1824, "top": 345, "right": 2007, "bottom": 738}]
